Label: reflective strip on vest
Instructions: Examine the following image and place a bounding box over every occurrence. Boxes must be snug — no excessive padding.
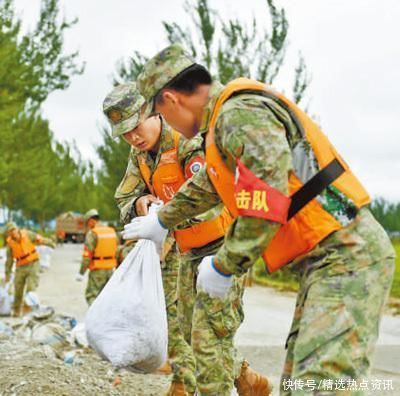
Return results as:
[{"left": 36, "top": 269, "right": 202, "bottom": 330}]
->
[
  {"left": 205, "top": 78, "right": 370, "bottom": 273},
  {"left": 90, "top": 226, "right": 117, "bottom": 270}
]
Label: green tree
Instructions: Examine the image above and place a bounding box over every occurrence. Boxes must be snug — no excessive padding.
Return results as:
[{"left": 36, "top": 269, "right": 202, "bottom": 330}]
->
[
  {"left": 96, "top": 127, "right": 131, "bottom": 221},
  {"left": 114, "top": 0, "right": 309, "bottom": 101},
  {"left": 0, "top": 0, "right": 84, "bottom": 224},
  {"left": 370, "top": 198, "right": 400, "bottom": 233}
]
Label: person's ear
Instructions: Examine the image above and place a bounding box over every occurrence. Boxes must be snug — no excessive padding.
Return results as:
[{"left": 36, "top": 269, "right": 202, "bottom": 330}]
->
[{"left": 163, "top": 90, "right": 178, "bottom": 106}]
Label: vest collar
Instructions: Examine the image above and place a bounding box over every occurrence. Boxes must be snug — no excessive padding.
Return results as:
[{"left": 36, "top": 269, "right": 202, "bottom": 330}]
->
[{"left": 199, "top": 81, "right": 225, "bottom": 136}]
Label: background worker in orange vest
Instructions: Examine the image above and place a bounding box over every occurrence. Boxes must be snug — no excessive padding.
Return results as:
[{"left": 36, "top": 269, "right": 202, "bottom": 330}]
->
[
  {"left": 5, "top": 221, "right": 55, "bottom": 317},
  {"left": 125, "top": 44, "right": 395, "bottom": 394},
  {"left": 104, "top": 82, "right": 270, "bottom": 396},
  {"left": 75, "top": 209, "right": 118, "bottom": 305}
]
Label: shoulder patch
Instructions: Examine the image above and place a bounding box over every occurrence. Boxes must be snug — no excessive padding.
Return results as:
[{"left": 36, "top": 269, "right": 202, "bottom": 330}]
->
[{"left": 185, "top": 156, "right": 205, "bottom": 179}]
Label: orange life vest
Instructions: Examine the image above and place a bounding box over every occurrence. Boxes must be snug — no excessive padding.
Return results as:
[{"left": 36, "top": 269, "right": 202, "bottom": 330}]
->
[
  {"left": 138, "top": 130, "right": 233, "bottom": 252},
  {"left": 89, "top": 226, "right": 118, "bottom": 270},
  {"left": 7, "top": 230, "right": 39, "bottom": 267},
  {"left": 205, "top": 78, "right": 370, "bottom": 273}
]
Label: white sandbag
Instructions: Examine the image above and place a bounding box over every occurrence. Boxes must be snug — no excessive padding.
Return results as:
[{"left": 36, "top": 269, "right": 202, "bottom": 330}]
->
[
  {"left": 36, "top": 246, "right": 54, "bottom": 269},
  {"left": 0, "top": 277, "right": 13, "bottom": 316},
  {"left": 24, "top": 291, "right": 40, "bottom": 308},
  {"left": 0, "top": 287, "right": 11, "bottom": 316},
  {"left": 71, "top": 322, "right": 88, "bottom": 348},
  {"left": 85, "top": 239, "right": 167, "bottom": 373}
]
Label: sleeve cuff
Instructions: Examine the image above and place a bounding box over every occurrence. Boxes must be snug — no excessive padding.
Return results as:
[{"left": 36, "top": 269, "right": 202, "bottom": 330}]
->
[
  {"left": 212, "top": 257, "right": 232, "bottom": 278},
  {"left": 157, "top": 216, "right": 167, "bottom": 229}
]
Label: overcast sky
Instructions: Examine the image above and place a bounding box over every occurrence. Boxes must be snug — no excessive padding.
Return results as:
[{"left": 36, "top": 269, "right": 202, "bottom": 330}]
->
[{"left": 14, "top": 0, "right": 400, "bottom": 201}]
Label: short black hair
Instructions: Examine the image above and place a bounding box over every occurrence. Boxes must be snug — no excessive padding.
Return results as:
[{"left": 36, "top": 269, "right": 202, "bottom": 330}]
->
[{"left": 155, "top": 64, "right": 212, "bottom": 104}]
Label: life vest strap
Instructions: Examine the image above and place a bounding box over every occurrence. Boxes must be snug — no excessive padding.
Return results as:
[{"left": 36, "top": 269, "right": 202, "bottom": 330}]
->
[
  {"left": 93, "top": 256, "right": 114, "bottom": 260},
  {"left": 288, "top": 158, "right": 345, "bottom": 220},
  {"left": 16, "top": 250, "right": 36, "bottom": 262}
]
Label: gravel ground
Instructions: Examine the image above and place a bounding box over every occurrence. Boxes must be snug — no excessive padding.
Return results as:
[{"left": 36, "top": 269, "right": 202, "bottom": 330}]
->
[{"left": 1, "top": 244, "right": 399, "bottom": 395}]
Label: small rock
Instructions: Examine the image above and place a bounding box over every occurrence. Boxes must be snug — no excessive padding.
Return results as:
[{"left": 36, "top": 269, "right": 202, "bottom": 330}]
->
[
  {"left": 106, "top": 369, "right": 114, "bottom": 378},
  {"left": 112, "top": 376, "right": 121, "bottom": 387},
  {"left": 42, "top": 344, "right": 57, "bottom": 359}
]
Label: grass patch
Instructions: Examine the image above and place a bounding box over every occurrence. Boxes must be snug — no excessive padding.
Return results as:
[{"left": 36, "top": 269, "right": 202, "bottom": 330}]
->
[
  {"left": 252, "top": 258, "right": 299, "bottom": 293},
  {"left": 391, "top": 241, "right": 400, "bottom": 298}
]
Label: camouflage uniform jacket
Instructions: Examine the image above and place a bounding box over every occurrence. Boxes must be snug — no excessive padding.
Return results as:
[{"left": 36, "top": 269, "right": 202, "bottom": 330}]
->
[
  {"left": 114, "top": 118, "right": 226, "bottom": 257},
  {"left": 157, "top": 81, "right": 383, "bottom": 275},
  {"left": 79, "top": 224, "right": 117, "bottom": 275},
  {"left": 114, "top": 118, "right": 207, "bottom": 225},
  {"left": 6, "top": 230, "right": 55, "bottom": 279}
]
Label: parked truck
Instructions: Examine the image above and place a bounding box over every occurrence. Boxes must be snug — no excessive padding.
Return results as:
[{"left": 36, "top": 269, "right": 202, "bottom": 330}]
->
[{"left": 55, "top": 212, "right": 86, "bottom": 243}]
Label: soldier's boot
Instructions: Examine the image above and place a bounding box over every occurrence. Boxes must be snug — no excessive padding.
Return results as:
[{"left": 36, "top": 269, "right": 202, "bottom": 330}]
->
[
  {"left": 244, "top": 274, "right": 253, "bottom": 287},
  {"left": 12, "top": 307, "right": 21, "bottom": 317},
  {"left": 164, "top": 381, "right": 194, "bottom": 396},
  {"left": 22, "top": 304, "right": 32, "bottom": 316},
  {"left": 234, "top": 360, "right": 273, "bottom": 396},
  {"left": 157, "top": 361, "right": 172, "bottom": 375}
]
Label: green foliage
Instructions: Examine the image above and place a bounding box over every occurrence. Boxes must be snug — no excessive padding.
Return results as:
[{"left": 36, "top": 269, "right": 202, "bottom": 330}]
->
[
  {"left": 253, "top": 258, "right": 299, "bottom": 292},
  {"left": 113, "top": 50, "right": 148, "bottom": 86},
  {"left": 370, "top": 198, "right": 400, "bottom": 233},
  {"left": 19, "top": 0, "right": 84, "bottom": 107},
  {"left": 96, "top": 127, "right": 131, "bottom": 221},
  {"left": 114, "top": 0, "right": 308, "bottom": 101},
  {"left": 293, "top": 53, "right": 311, "bottom": 108},
  {"left": 392, "top": 240, "right": 400, "bottom": 299},
  {"left": 0, "top": 0, "right": 87, "bottom": 228}
]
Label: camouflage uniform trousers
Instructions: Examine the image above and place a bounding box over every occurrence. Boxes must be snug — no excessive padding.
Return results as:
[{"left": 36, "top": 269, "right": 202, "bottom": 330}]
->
[
  {"left": 85, "top": 269, "right": 113, "bottom": 305},
  {"left": 281, "top": 209, "right": 395, "bottom": 396},
  {"left": 178, "top": 250, "right": 246, "bottom": 395},
  {"left": 163, "top": 247, "right": 197, "bottom": 393},
  {"left": 13, "top": 260, "right": 40, "bottom": 310}
]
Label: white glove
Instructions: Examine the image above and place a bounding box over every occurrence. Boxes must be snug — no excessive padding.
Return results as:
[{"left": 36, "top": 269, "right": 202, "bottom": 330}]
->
[
  {"left": 75, "top": 273, "right": 84, "bottom": 282},
  {"left": 196, "top": 256, "right": 233, "bottom": 299},
  {"left": 121, "top": 211, "right": 168, "bottom": 256}
]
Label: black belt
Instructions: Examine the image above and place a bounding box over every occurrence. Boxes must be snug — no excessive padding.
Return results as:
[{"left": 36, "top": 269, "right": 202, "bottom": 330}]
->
[
  {"left": 93, "top": 256, "right": 114, "bottom": 260},
  {"left": 288, "top": 158, "right": 345, "bottom": 220},
  {"left": 17, "top": 250, "right": 36, "bottom": 261}
]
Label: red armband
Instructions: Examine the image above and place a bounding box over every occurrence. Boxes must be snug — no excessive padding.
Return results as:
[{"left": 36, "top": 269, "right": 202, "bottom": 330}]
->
[
  {"left": 185, "top": 156, "right": 205, "bottom": 179},
  {"left": 234, "top": 160, "right": 291, "bottom": 224}
]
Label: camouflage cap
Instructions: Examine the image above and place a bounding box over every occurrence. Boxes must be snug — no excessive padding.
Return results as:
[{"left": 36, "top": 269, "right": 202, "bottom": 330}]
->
[
  {"left": 84, "top": 209, "right": 99, "bottom": 222},
  {"left": 5, "top": 222, "right": 18, "bottom": 233},
  {"left": 137, "top": 43, "right": 196, "bottom": 119},
  {"left": 103, "top": 82, "right": 145, "bottom": 138}
]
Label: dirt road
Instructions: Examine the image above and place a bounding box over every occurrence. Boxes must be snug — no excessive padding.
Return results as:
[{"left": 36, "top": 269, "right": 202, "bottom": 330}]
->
[{"left": 1, "top": 244, "right": 399, "bottom": 395}]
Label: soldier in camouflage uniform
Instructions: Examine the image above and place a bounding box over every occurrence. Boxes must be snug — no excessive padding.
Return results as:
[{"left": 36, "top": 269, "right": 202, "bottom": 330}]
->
[
  {"left": 125, "top": 44, "right": 395, "bottom": 395},
  {"left": 104, "top": 82, "right": 266, "bottom": 396},
  {"left": 115, "top": 240, "right": 136, "bottom": 267},
  {"left": 5, "top": 222, "right": 55, "bottom": 316},
  {"left": 77, "top": 209, "right": 117, "bottom": 305}
]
